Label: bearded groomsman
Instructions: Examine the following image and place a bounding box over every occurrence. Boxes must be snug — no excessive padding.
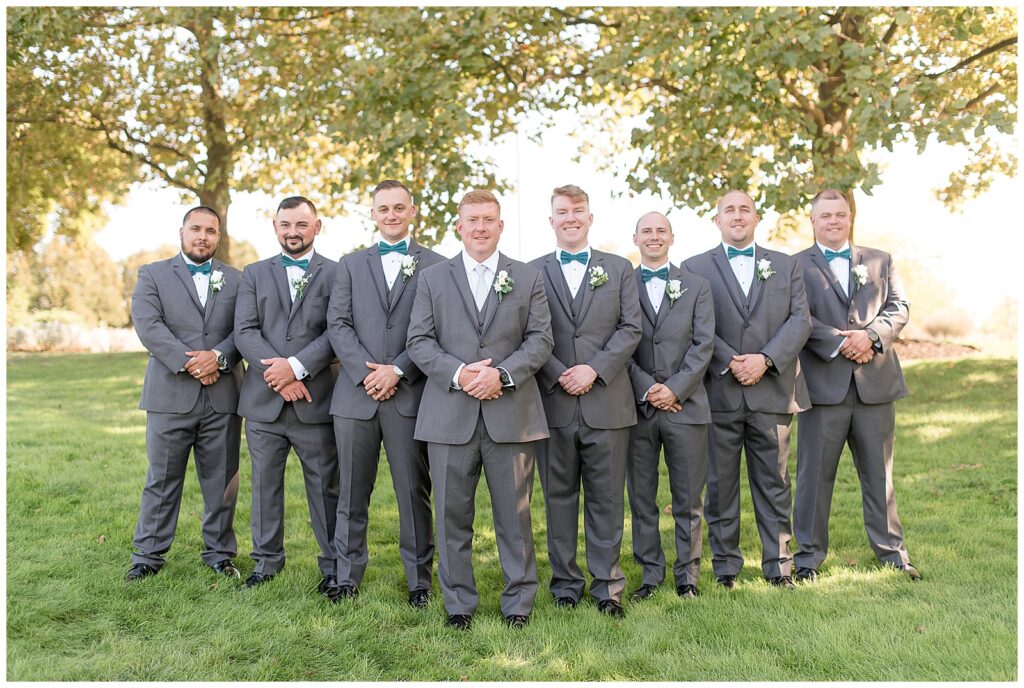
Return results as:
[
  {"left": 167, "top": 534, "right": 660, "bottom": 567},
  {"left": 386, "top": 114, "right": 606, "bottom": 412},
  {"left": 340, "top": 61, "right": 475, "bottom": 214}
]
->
[
  {"left": 407, "top": 189, "right": 553, "bottom": 630},
  {"left": 234, "top": 196, "right": 340, "bottom": 594},
  {"left": 682, "top": 190, "right": 811, "bottom": 590},
  {"left": 792, "top": 188, "right": 920, "bottom": 582},
  {"left": 126, "top": 205, "right": 243, "bottom": 581},
  {"left": 327, "top": 180, "right": 445, "bottom": 605},
  {"left": 529, "top": 184, "right": 642, "bottom": 617},
  {"left": 625, "top": 211, "right": 715, "bottom": 601}
]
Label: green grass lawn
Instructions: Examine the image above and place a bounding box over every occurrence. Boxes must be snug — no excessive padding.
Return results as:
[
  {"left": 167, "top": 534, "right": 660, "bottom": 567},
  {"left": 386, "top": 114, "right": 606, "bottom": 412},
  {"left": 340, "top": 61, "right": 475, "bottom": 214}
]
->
[{"left": 6, "top": 353, "right": 1017, "bottom": 680}]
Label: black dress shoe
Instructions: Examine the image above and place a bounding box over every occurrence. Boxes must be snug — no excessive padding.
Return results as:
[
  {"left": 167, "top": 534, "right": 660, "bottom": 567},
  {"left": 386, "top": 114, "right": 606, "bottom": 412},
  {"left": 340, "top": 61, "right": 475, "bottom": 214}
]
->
[
  {"left": 900, "top": 564, "right": 923, "bottom": 581},
  {"left": 445, "top": 614, "right": 472, "bottom": 630},
  {"left": 716, "top": 574, "right": 736, "bottom": 589},
  {"left": 596, "top": 599, "right": 625, "bottom": 618},
  {"left": 630, "top": 584, "right": 658, "bottom": 601},
  {"left": 676, "top": 584, "right": 698, "bottom": 598},
  {"left": 554, "top": 596, "right": 578, "bottom": 609},
  {"left": 767, "top": 575, "right": 796, "bottom": 589},
  {"left": 794, "top": 567, "right": 818, "bottom": 583},
  {"left": 505, "top": 614, "right": 529, "bottom": 629},
  {"left": 124, "top": 563, "right": 157, "bottom": 582},
  {"left": 317, "top": 575, "right": 338, "bottom": 595},
  {"left": 408, "top": 589, "right": 431, "bottom": 609},
  {"left": 244, "top": 571, "right": 275, "bottom": 588},
  {"left": 212, "top": 559, "right": 240, "bottom": 578},
  {"left": 329, "top": 584, "right": 358, "bottom": 603}
]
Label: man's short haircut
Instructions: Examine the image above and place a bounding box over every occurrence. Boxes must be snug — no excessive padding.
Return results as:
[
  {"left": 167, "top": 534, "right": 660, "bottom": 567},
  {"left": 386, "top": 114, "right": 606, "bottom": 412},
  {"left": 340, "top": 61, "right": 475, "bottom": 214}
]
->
[
  {"left": 458, "top": 189, "right": 500, "bottom": 212},
  {"left": 372, "top": 180, "right": 414, "bottom": 204},
  {"left": 277, "top": 196, "right": 317, "bottom": 216},
  {"left": 551, "top": 184, "right": 589, "bottom": 205},
  {"left": 810, "top": 188, "right": 851, "bottom": 213},
  {"left": 635, "top": 211, "right": 673, "bottom": 234},
  {"left": 716, "top": 189, "right": 757, "bottom": 214},
  {"left": 182, "top": 205, "right": 221, "bottom": 228}
]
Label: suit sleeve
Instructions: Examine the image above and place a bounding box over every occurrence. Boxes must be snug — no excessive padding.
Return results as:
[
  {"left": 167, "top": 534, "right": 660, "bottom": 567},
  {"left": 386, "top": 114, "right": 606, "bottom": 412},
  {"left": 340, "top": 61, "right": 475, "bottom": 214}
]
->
[
  {"left": 664, "top": 280, "right": 715, "bottom": 402},
  {"left": 406, "top": 273, "right": 466, "bottom": 386},
  {"left": 586, "top": 261, "right": 643, "bottom": 384},
  {"left": 760, "top": 258, "right": 812, "bottom": 375},
  {"left": 327, "top": 260, "right": 376, "bottom": 386},
  {"left": 494, "top": 272, "right": 554, "bottom": 384},
  {"left": 233, "top": 265, "right": 281, "bottom": 373},
  {"left": 131, "top": 265, "right": 191, "bottom": 374},
  {"left": 627, "top": 359, "right": 657, "bottom": 403},
  {"left": 865, "top": 254, "right": 909, "bottom": 352},
  {"left": 209, "top": 269, "right": 241, "bottom": 367}
]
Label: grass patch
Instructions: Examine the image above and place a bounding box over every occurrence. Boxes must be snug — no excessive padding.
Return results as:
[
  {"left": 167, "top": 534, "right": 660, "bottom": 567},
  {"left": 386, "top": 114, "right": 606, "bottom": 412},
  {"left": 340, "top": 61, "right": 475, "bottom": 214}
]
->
[{"left": 6, "top": 353, "right": 1016, "bottom": 680}]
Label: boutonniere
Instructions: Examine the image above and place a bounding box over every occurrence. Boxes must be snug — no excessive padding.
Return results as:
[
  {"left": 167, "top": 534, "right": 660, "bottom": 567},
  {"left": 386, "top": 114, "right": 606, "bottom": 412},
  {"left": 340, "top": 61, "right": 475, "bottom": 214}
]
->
[
  {"left": 588, "top": 265, "right": 609, "bottom": 290},
  {"left": 756, "top": 258, "right": 775, "bottom": 281},
  {"left": 493, "top": 270, "right": 514, "bottom": 302},
  {"left": 209, "top": 269, "right": 225, "bottom": 292},
  {"left": 666, "top": 279, "right": 686, "bottom": 306},
  {"left": 852, "top": 264, "right": 868, "bottom": 287},
  {"left": 291, "top": 275, "right": 310, "bottom": 299},
  {"left": 400, "top": 254, "right": 418, "bottom": 281}
]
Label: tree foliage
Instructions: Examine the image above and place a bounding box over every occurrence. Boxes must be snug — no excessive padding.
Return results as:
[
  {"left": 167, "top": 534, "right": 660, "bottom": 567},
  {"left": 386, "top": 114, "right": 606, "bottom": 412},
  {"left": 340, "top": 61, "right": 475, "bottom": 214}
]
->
[{"left": 565, "top": 6, "right": 1017, "bottom": 219}]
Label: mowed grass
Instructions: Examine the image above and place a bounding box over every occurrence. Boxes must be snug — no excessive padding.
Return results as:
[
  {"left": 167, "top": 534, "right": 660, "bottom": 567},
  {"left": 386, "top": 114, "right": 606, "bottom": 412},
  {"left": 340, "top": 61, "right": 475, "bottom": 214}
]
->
[{"left": 6, "top": 352, "right": 1016, "bottom": 680}]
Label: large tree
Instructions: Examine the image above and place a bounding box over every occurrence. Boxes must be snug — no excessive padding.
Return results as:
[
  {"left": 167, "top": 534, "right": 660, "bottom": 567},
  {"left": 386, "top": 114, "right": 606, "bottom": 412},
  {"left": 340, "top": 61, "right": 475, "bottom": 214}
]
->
[
  {"left": 7, "top": 7, "right": 568, "bottom": 260},
  {"left": 564, "top": 6, "right": 1017, "bottom": 223}
]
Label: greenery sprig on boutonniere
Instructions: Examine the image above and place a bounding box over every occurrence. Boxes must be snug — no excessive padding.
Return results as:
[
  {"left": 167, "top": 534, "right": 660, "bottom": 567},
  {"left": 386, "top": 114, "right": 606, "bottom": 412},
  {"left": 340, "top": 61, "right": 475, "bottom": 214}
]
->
[
  {"left": 588, "top": 266, "right": 609, "bottom": 290},
  {"left": 291, "top": 275, "right": 310, "bottom": 299},
  {"left": 756, "top": 258, "right": 775, "bottom": 281},
  {"left": 400, "top": 255, "right": 418, "bottom": 281},
  {"left": 666, "top": 279, "right": 686, "bottom": 307},
  {"left": 493, "top": 270, "right": 514, "bottom": 302},
  {"left": 852, "top": 264, "right": 868, "bottom": 287}
]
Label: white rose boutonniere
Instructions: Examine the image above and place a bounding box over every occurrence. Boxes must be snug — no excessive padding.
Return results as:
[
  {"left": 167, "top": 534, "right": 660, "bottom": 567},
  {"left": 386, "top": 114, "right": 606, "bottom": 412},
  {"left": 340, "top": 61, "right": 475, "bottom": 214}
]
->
[
  {"left": 756, "top": 258, "right": 775, "bottom": 281},
  {"left": 291, "top": 275, "right": 310, "bottom": 299},
  {"left": 588, "top": 265, "right": 609, "bottom": 290},
  {"left": 852, "top": 264, "right": 868, "bottom": 287},
  {"left": 400, "top": 255, "right": 418, "bottom": 281},
  {"left": 493, "top": 270, "right": 514, "bottom": 302},
  {"left": 666, "top": 279, "right": 686, "bottom": 306},
  {"left": 209, "top": 269, "right": 225, "bottom": 292}
]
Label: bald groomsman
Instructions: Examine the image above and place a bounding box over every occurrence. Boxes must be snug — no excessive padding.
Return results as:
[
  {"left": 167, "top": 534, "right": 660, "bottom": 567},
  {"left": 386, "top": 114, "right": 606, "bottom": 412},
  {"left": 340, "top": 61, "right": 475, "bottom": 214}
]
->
[
  {"left": 626, "top": 211, "right": 715, "bottom": 601},
  {"left": 126, "top": 205, "right": 243, "bottom": 581},
  {"left": 328, "top": 180, "right": 445, "bottom": 605},
  {"left": 530, "top": 184, "right": 642, "bottom": 617},
  {"left": 793, "top": 188, "right": 920, "bottom": 582},
  {"left": 234, "top": 196, "right": 340, "bottom": 594},
  {"left": 683, "top": 190, "right": 811, "bottom": 589}
]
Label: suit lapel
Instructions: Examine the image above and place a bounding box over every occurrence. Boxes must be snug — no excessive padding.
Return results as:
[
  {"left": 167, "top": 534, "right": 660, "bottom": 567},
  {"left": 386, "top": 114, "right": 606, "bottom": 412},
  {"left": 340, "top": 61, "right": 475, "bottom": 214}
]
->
[
  {"left": 448, "top": 256, "right": 481, "bottom": 334},
  {"left": 575, "top": 253, "right": 600, "bottom": 324},
  {"left": 202, "top": 260, "right": 223, "bottom": 325},
  {"left": 270, "top": 255, "right": 294, "bottom": 316},
  {"left": 479, "top": 255, "right": 508, "bottom": 337},
  {"left": 653, "top": 264, "right": 680, "bottom": 330},
  {"left": 711, "top": 247, "right": 748, "bottom": 320},
  {"left": 849, "top": 244, "right": 863, "bottom": 298},
  {"left": 386, "top": 241, "right": 417, "bottom": 311},
  {"left": 543, "top": 255, "right": 574, "bottom": 321},
  {"left": 635, "top": 268, "right": 657, "bottom": 327},
  {"left": 365, "top": 248, "right": 390, "bottom": 312},
  {"left": 287, "top": 254, "right": 323, "bottom": 325},
  {"left": 810, "top": 245, "right": 851, "bottom": 306},
  {"left": 746, "top": 245, "right": 767, "bottom": 316},
  {"left": 172, "top": 255, "right": 206, "bottom": 314}
]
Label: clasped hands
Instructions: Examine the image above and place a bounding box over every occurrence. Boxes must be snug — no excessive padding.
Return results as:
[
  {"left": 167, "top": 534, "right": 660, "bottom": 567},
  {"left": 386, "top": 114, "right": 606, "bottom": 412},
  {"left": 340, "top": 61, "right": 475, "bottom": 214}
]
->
[
  {"left": 645, "top": 383, "right": 681, "bottom": 413},
  {"left": 362, "top": 362, "right": 400, "bottom": 401},
  {"left": 837, "top": 329, "right": 876, "bottom": 364},
  {"left": 261, "top": 357, "right": 311, "bottom": 403},
  {"left": 728, "top": 353, "right": 768, "bottom": 386},
  {"left": 559, "top": 364, "right": 597, "bottom": 396},
  {"left": 458, "top": 358, "right": 503, "bottom": 401},
  {"left": 184, "top": 350, "right": 220, "bottom": 386}
]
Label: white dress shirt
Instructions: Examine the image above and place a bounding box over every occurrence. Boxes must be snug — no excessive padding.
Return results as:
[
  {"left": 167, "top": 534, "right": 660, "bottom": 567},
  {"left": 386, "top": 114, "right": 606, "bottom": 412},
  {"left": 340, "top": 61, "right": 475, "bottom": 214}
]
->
[
  {"left": 724, "top": 242, "right": 755, "bottom": 296},
  {"left": 641, "top": 260, "right": 669, "bottom": 315},
  {"left": 452, "top": 250, "right": 502, "bottom": 389},
  {"left": 818, "top": 240, "right": 851, "bottom": 296},
  {"left": 378, "top": 236, "right": 408, "bottom": 290},
  {"left": 556, "top": 245, "right": 591, "bottom": 298},
  {"left": 282, "top": 248, "right": 315, "bottom": 380},
  {"left": 181, "top": 252, "right": 211, "bottom": 307}
]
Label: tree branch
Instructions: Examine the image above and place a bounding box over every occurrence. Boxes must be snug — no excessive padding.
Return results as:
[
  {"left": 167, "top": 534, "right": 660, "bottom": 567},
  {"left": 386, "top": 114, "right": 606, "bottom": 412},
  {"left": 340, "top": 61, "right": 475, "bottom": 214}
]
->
[
  {"left": 880, "top": 7, "right": 908, "bottom": 45},
  {"left": 551, "top": 7, "right": 621, "bottom": 28},
  {"left": 927, "top": 35, "right": 1017, "bottom": 78}
]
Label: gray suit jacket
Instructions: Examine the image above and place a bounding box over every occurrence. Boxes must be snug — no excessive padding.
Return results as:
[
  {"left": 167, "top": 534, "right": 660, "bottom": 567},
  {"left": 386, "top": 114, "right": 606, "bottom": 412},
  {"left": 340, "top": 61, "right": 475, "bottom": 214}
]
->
[
  {"left": 327, "top": 241, "right": 445, "bottom": 420},
  {"left": 132, "top": 255, "right": 243, "bottom": 414},
  {"left": 529, "top": 249, "right": 642, "bottom": 429},
  {"left": 683, "top": 245, "right": 812, "bottom": 414},
  {"left": 627, "top": 264, "right": 715, "bottom": 424},
  {"left": 407, "top": 252, "right": 554, "bottom": 445},
  {"left": 796, "top": 244, "right": 910, "bottom": 405},
  {"left": 235, "top": 252, "right": 339, "bottom": 424}
]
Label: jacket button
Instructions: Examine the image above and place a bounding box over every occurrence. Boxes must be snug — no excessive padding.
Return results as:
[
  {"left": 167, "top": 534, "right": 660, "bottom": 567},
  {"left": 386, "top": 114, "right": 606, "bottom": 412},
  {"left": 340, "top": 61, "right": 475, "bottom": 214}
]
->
[
  {"left": 387, "top": 323, "right": 393, "bottom": 329},
  {"left": 654, "top": 339, "right": 661, "bottom": 345},
  {"left": 574, "top": 334, "right": 581, "bottom": 339},
  {"left": 849, "top": 318, "right": 855, "bottom": 324},
  {"left": 742, "top": 322, "right": 748, "bottom": 329},
  {"left": 204, "top": 331, "right": 209, "bottom": 336},
  {"left": 286, "top": 336, "right": 293, "bottom": 341}
]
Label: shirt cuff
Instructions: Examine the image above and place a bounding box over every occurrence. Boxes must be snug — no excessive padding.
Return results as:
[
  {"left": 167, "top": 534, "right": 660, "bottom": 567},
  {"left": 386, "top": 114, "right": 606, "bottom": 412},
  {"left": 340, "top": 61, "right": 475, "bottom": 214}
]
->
[
  {"left": 829, "top": 341, "right": 843, "bottom": 359},
  {"left": 393, "top": 365, "right": 405, "bottom": 378},
  {"left": 451, "top": 363, "right": 465, "bottom": 390},
  {"left": 288, "top": 356, "right": 309, "bottom": 380}
]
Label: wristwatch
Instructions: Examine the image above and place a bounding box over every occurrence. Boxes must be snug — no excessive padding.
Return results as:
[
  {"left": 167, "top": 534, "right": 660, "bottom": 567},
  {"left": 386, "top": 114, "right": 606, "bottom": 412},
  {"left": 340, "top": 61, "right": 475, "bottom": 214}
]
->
[
  {"left": 762, "top": 353, "right": 774, "bottom": 369},
  {"left": 866, "top": 329, "right": 880, "bottom": 345},
  {"left": 392, "top": 365, "right": 404, "bottom": 378},
  {"left": 213, "top": 349, "right": 227, "bottom": 370},
  {"left": 498, "top": 368, "right": 512, "bottom": 387}
]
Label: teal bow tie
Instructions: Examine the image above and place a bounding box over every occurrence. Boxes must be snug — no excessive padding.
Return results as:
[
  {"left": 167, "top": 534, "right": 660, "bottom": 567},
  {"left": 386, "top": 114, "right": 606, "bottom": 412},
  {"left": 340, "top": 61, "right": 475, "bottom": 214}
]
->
[
  {"left": 726, "top": 246, "right": 754, "bottom": 259},
  {"left": 560, "top": 250, "right": 588, "bottom": 265},
  {"left": 642, "top": 267, "right": 668, "bottom": 282},
  {"left": 187, "top": 261, "right": 212, "bottom": 276},
  {"left": 281, "top": 255, "right": 309, "bottom": 271},
  {"left": 378, "top": 240, "right": 408, "bottom": 256},
  {"left": 824, "top": 247, "right": 851, "bottom": 261}
]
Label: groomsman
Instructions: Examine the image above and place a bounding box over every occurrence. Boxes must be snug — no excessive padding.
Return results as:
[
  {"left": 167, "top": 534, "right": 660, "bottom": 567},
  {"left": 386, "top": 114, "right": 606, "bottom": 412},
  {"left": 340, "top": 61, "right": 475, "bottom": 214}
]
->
[
  {"left": 530, "top": 184, "right": 642, "bottom": 617},
  {"left": 407, "top": 189, "right": 553, "bottom": 629},
  {"left": 625, "top": 212, "right": 715, "bottom": 600},
  {"left": 682, "top": 190, "right": 811, "bottom": 589},
  {"left": 327, "top": 180, "right": 444, "bottom": 605},
  {"left": 126, "top": 205, "right": 243, "bottom": 581},
  {"left": 234, "top": 196, "right": 340, "bottom": 593},
  {"left": 793, "top": 189, "right": 920, "bottom": 582}
]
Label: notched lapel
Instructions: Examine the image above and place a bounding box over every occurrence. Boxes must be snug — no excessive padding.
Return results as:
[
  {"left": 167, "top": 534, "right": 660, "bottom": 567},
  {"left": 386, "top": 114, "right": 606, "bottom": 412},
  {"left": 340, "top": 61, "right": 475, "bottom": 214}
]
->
[
  {"left": 366, "top": 248, "right": 390, "bottom": 312},
  {"left": 710, "top": 248, "right": 747, "bottom": 319},
  {"left": 654, "top": 264, "right": 684, "bottom": 330},
  {"left": 479, "top": 256, "right": 511, "bottom": 336},
  {"left": 635, "top": 269, "right": 657, "bottom": 327},
  {"left": 386, "top": 242, "right": 417, "bottom": 311},
  {"left": 172, "top": 256, "right": 205, "bottom": 314},
  {"left": 746, "top": 247, "right": 768, "bottom": 316},
  {"left": 448, "top": 259, "right": 481, "bottom": 333},
  {"left": 543, "top": 256, "right": 573, "bottom": 320},
  {"left": 810, "top": 246, "right": 850, "bottom": 306},
  {"left": 288, "top": 255, "right": 323, "bottom": 323},
  {"left": 575, "top": 255, "right": 601, "bottom": 324},
  {"left": 271, "top": 256, "right": 293, "bottom": 316},
  {"left": 202, "top": 260, "right": 224, "bottom": 325}
]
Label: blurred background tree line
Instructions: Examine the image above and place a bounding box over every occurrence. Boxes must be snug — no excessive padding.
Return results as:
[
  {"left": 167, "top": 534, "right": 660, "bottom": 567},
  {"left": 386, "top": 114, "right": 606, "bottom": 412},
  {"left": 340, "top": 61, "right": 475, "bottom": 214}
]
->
[{"left": 6, "top": 6, "right": 1017, "bottom": 341}]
